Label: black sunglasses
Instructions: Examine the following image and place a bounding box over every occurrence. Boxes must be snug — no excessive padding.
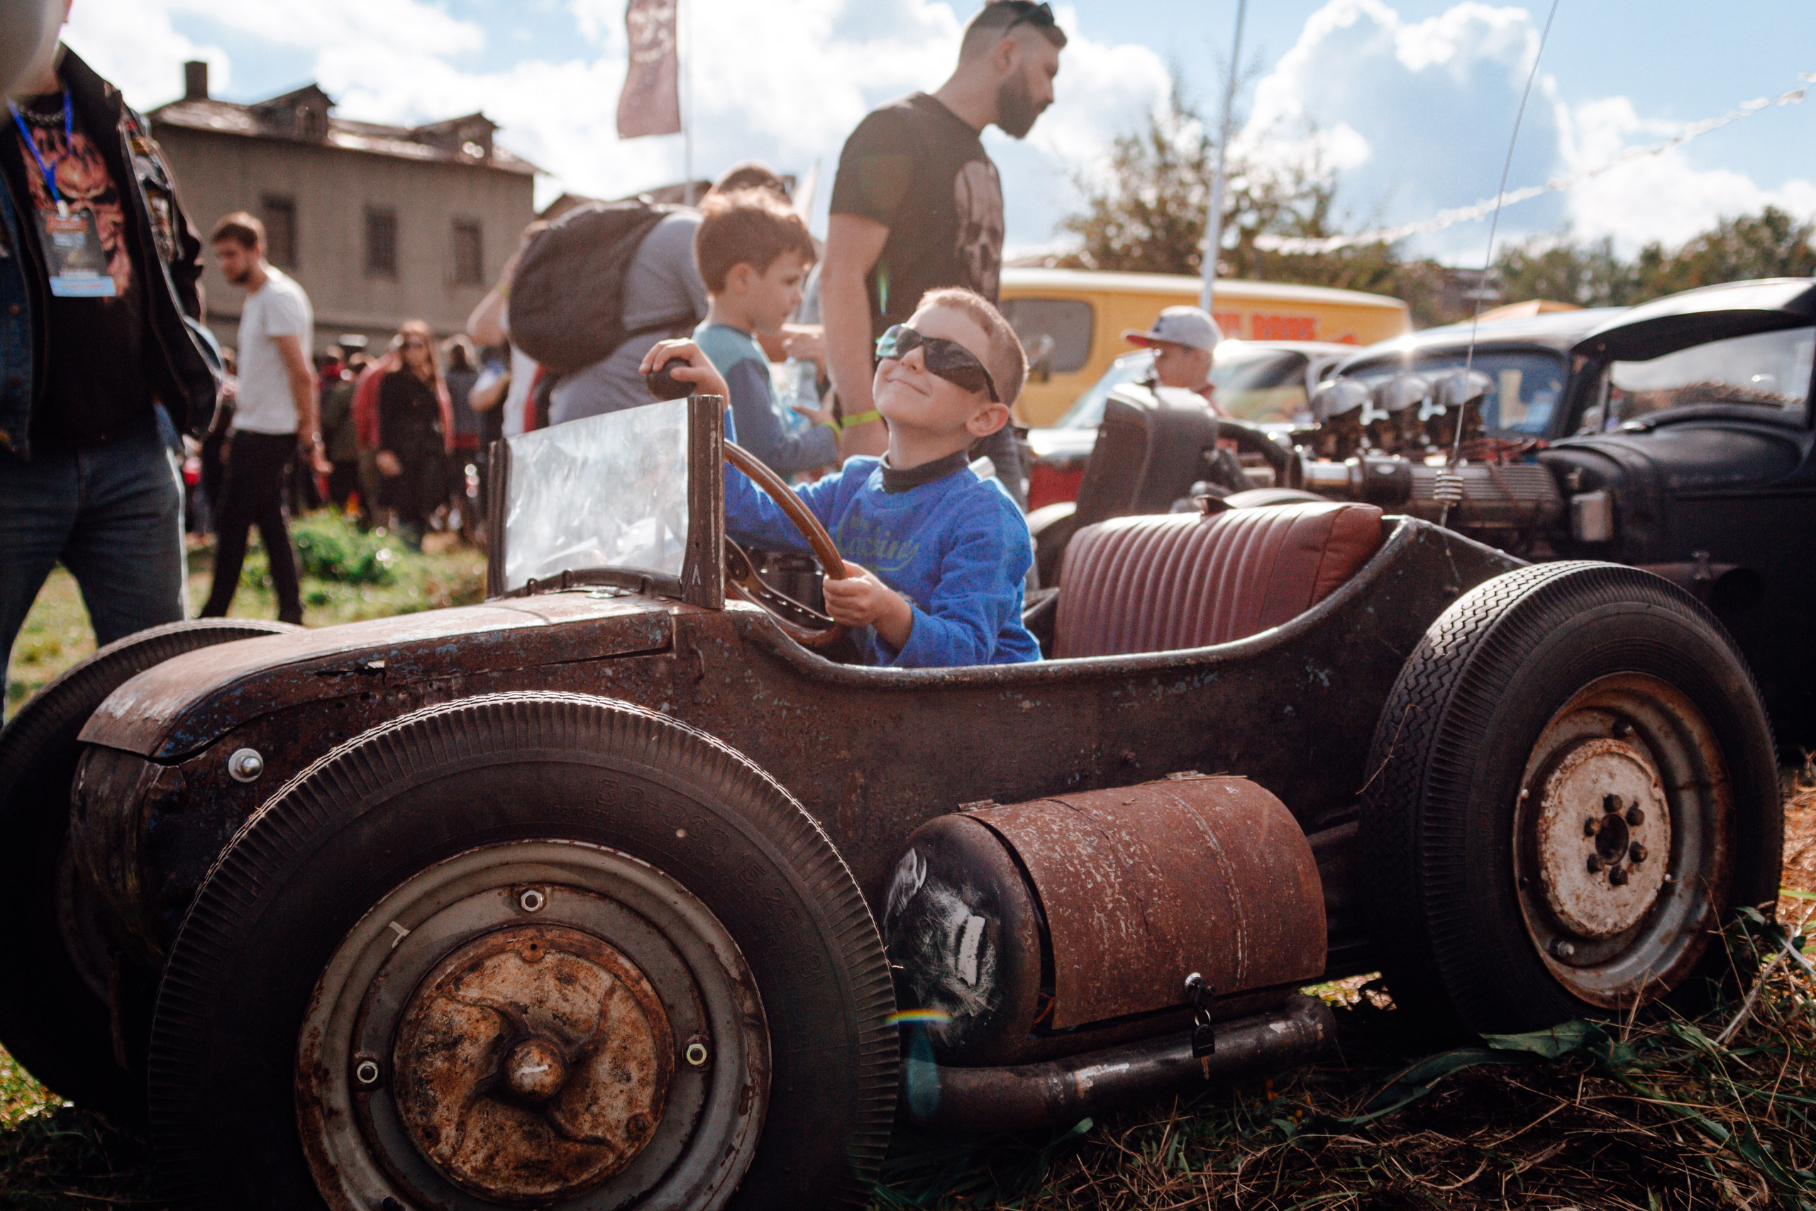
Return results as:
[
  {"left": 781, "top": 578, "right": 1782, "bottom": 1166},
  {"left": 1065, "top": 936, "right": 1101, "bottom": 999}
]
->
[
  {"left": 875, "top": 325, "right": 1000, "bottom": 402},
  {"left": 1000, "top": 1, "right": 1066, "bottom": 45},
  {"left": 1003, "top": 1, "right": 1055, "bottom": 31}
]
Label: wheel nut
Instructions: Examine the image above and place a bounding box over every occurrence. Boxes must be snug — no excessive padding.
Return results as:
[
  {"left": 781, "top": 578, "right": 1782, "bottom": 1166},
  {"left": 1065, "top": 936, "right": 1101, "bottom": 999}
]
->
[
  {"left": 1583, "top": 816, "right": 1599, "bottom": 836},
  {"left": 1629, "top": 842, "right": 1647, "bottom": 864},
  {"left": 1586, "top": 855, "right": 1602, "bottom": 873},
  {"left": 227, "top": 747, "right": 264, "bottom": 783},
  {"left": 355, "top": 1059, "right": 381, "bottom": 1086},
  {"left": 517, "top": 888, "right": 546, "bottom": 913},
  {"left": 1608, "top": 865, "right": 1629, "bottom": 887},
  {"left": 1602, "top": 793, "right": 1623, "bottom": 814},
  {"left": 1551, "top": 939, "right": 1576, "bottom": 959},
  {"left": 684, "top": 1040, "right": 709, "bottom": 1068},
  {"left": 1626, "top": 805, "right": 1645, "bottom": 827}
]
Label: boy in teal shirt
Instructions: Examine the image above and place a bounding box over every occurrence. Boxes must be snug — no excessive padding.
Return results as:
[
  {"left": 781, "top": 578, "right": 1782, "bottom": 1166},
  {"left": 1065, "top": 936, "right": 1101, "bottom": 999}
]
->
[{"left": 691, "top": 189, "right": 839, "bottom": 477}]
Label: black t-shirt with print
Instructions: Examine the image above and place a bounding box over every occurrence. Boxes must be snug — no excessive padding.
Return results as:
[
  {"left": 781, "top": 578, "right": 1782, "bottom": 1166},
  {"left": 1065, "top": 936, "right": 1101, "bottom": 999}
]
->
[
  {"left": 830, "top": 92, "right": 1005, "bottom": 338},
  {"left": 8, "top": 90, "right": 151, "bottom": 450}
]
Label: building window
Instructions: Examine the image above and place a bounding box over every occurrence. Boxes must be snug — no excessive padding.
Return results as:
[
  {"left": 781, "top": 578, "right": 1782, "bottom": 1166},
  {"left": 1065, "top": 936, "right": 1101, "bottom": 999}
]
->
[
  {"left": 365, "top": 207, "right": 397, "bottom": 278},
  {"left": 261, "top": 195, "right": 297, "bottom": 269},
  {"left": 452, "top": 219, "right": 484, "bottom": 286}
]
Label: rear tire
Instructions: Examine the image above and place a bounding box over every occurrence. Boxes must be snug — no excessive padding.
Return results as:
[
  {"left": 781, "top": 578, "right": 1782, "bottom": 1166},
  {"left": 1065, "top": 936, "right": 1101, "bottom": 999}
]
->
[
  {"left": 149, "top": 692, "right": 897, "bottom": 1210},
  {"left": 0, "top": 618, "right": 296, "bottom": 1119},
  {"left": 1360, "top": 563, "right": 1780, "bottom": 1036}
]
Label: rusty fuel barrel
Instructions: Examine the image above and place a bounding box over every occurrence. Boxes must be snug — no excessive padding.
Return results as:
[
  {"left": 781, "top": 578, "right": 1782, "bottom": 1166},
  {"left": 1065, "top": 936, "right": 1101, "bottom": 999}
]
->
[{"left": 882, "top": 774, "right": 1326, "bottom": 1066}]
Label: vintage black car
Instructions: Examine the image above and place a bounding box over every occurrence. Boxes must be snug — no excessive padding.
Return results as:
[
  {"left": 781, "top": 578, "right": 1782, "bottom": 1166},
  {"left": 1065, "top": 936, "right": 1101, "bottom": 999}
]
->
[
  {"left": 0, "top": 390, "right": 1784, "bottom": 1209},
  {"left": 1030, "top": 278, "right": 1816, "bottom": 752}
]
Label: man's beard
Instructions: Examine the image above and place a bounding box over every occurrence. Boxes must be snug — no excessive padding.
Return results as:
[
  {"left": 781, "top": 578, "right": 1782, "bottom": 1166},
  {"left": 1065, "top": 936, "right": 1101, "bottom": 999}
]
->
[
  {"left": 223, "top": 265, "right": 251, "bottom": 285},
  {"left": 995, "top": 75, "right": 1045, "bottom": 140}
]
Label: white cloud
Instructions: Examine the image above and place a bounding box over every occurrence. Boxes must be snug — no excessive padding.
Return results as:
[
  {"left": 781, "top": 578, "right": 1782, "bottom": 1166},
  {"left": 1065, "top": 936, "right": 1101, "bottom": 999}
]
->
[
  {"left": 1237, "top": 0, "right": 1565, "bottom": 262},
  {"left": 60, "top": 0, "right": 1166, "bottom": 252},
  {"left": 1236, "top": 0, "right": 1816, "bottom": 262},
  {"left": 1556, "top": 94, "right": 1816, "bottom": 253}
]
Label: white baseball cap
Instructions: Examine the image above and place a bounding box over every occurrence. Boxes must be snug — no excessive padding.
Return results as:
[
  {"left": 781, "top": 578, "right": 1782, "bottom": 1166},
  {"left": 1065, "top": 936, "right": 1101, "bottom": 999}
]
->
[{"left": 1124, "top": 306, "right": 1222, "bottom": 353}]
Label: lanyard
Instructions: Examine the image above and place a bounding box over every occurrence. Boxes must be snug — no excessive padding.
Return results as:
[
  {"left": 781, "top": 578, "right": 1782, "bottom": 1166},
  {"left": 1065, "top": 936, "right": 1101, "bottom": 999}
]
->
[{"left": 8, "top": 92, "right": 74, "bottom": 217}]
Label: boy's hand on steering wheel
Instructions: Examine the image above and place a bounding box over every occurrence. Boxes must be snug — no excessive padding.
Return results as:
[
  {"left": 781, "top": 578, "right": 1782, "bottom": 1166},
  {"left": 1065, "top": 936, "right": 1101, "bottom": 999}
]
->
[
  {"left": 822, "top": 562, "right": 913, "bottom": 650},
  {"left": 641, "top": 340, "right": 730, "bottom": 399}
]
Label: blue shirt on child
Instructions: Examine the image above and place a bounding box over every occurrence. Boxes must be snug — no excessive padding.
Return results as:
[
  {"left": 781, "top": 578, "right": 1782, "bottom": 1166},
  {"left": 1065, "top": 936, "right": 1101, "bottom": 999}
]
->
[
  {"left": 722, "top": 436, "right": 1040, "bottom": 669},
  {"left": 696, "top": 321, "right": 838, "bottom": 476}
]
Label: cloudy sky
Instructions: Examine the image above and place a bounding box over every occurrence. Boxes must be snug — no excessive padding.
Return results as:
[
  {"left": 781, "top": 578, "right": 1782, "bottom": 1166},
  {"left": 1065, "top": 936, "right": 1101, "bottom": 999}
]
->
[{"left": 60, "top": 0, "right": 1816, "bottom": 265}]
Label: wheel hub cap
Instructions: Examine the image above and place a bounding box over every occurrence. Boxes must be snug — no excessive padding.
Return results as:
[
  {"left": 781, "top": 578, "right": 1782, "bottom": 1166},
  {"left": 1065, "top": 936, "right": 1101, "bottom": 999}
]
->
[
  {"left": 391, "top": 924, "right": 675, "bottom": 1203},
  {"left": 1534, "top": 738, "right": 1671, "bottom": 938}
]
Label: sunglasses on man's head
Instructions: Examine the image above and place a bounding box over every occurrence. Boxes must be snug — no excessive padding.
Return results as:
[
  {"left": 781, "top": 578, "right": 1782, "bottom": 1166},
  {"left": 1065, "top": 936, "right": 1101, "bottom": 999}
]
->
[
  {"left": 875, "top": 325, "right": 1000, "bottom": 402},
  {"left": 1003, "top": 1, "right": 1056, "bottom": 32}
]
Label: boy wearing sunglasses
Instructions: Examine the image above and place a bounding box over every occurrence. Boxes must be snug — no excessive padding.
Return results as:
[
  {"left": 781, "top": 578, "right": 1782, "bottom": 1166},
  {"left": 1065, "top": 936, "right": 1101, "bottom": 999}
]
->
[{"left": 644, "top": 287, "right": 1039, "bottom": 668}]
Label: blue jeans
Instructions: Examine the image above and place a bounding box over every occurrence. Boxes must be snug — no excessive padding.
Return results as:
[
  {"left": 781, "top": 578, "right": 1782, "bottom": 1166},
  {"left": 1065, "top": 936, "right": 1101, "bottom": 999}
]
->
[{"left": 0, "top": 415, "right": 187, "bottom": 689}]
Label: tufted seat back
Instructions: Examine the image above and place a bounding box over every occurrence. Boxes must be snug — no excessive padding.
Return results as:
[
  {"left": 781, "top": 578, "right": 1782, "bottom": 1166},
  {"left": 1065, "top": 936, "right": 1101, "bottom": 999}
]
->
[{"left": 1052, "top": 502, "right": 1386, "bottom": 659}]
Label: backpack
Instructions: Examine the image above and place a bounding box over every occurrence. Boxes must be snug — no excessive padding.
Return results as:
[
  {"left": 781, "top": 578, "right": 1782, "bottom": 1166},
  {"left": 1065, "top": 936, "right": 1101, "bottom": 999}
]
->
[{"left": 506, "top": 198, "right": 699, "bottom": 376}]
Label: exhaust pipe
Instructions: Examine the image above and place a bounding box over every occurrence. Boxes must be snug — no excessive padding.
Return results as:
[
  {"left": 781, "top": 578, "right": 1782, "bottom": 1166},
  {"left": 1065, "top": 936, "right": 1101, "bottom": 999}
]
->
[{"left": 904, "top": 993, "right": 1335, "bottom": 1134}]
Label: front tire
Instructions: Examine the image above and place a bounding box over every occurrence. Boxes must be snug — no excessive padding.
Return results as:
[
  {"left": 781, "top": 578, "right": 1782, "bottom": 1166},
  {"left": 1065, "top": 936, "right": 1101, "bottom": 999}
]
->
[
  {"left": 1360, "top": 563, "right": 1780, "bottom": 1036},
  {"left": 0, "top": 617, "right": 296, "bottom": 1119},
  {"left": 149, "top": 692, "right": 896, "bottom": 1210}
]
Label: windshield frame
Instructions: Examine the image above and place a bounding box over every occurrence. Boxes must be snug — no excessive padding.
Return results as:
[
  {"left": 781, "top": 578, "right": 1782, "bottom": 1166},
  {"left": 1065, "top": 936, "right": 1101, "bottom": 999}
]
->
[
  {"left": 485, "top": 394, "right": 726, "bottom": 607},
  {"left": 1569, "top": 323, "right": 1816, "bottom": 435}
]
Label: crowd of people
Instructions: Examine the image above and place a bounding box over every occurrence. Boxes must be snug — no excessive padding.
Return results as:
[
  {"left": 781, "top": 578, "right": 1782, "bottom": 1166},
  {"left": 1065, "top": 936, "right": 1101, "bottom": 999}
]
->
[{"left": 0, "top": 0, "right": 1235, "bottom": 684}]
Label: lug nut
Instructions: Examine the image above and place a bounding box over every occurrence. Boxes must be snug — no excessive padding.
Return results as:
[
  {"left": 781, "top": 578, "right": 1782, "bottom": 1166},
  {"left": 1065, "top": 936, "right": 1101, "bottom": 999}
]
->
[
  {"left": 1608, "top": 865, "right": 1629, "bottom": 887},
  {"left": 355, "top": 1059, "right": 381, "bottom": 1086},
  {"left": 1630, "top": 842, "right": 1647, "bottom": 864},
  {"left": 1586, "top": 855, "right": 1602, "bottom": 874},
  {"left": 517, "top": 889, "right": 546, "bottom": 913},
  {"left": 1584, "top": 816, "right": 1599, "bottom": 836},
  {"left": 1551, "top": 939, "right": 1576, "bottom": 959},
  {"left": 1626, "top": 805, "right": 1645, "bottom": 827},
  {"left": 1602, "top": 793, "right": 1623, "bottom": 814},
  {"left": 684, "top": 1039, "right": 710, "bottom": 1068},
  {"left": 227, "top": 747, "right": 264, "bottom": 783}
]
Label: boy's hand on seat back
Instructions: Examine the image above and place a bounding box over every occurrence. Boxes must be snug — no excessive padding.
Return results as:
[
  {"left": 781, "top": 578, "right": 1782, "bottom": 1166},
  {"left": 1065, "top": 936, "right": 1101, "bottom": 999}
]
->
[{"left": 824, "top": 562, "right": 913, "bottom": 650}]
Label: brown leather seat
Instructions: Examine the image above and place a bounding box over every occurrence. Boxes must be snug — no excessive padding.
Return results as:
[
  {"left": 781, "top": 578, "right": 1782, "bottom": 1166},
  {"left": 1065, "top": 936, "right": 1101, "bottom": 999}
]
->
[{"left": 1053, "top": 502, "right": 1386, "bottom": 658}]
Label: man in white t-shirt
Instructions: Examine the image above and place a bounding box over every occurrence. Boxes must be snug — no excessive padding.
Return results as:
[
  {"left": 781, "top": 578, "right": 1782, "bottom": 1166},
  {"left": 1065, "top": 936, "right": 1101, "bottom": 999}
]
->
[{"left": 201, "top": 211, "right": 327, "bottom": 624}]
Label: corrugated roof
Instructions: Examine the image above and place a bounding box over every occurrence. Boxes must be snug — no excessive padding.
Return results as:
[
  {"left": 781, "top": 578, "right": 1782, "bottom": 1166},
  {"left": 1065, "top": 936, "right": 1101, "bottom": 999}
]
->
[{"left": 150, "top": 96, "right": 539, "bottom": 176}]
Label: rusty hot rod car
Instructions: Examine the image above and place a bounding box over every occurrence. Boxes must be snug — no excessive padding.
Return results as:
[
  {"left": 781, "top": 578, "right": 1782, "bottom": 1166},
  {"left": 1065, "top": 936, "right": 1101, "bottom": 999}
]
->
[{"left": 0, "top": 392, "right": 1784, "bottom": 1209}]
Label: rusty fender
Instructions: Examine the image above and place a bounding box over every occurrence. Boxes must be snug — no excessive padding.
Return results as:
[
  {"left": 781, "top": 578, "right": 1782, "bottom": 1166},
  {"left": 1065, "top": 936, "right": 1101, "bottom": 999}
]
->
[{"left": 910, "top": 994, "right": 1335, "bottom": 1134}]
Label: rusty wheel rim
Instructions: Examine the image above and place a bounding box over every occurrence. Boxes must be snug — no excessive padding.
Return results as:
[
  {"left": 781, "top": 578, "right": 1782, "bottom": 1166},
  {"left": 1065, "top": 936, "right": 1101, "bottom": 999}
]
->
[
  {"left": 297, "top": 841, "right": 769, "bottom": 1211},
  {"left": 1513, "top": 673, "right": 1735, "bottom": 1009}
]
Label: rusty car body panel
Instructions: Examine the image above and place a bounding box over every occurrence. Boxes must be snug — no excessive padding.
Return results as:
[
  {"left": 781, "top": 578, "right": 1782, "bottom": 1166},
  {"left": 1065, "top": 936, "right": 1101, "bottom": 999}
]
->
[{"left": 71, "top": 516, "right": 1518, "bottom": 977}]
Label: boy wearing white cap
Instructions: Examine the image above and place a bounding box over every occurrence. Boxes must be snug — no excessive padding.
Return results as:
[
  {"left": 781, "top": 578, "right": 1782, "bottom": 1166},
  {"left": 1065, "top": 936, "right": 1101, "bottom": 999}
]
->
[{"left": 1123, "top": 305, "right": 1223, "bottom": 414}]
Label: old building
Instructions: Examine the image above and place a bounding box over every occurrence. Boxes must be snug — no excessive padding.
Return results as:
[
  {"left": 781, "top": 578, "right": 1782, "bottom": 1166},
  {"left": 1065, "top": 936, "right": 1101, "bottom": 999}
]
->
[{"left": 149, "top": 62, "right": 538, "bottom": 354}]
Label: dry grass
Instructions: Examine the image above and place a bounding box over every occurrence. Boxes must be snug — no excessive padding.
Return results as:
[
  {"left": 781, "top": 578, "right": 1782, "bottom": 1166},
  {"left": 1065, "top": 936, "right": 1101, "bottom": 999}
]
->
[{"left": 873, "top": 772, "right": 1816, "bottom": 1211}]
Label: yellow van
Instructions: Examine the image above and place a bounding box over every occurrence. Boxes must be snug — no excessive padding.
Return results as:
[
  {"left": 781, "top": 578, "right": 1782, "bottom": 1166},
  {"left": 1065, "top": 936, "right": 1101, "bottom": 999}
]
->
[{"left": 998, "top": 268, "right": 1412, "bottom": 425}]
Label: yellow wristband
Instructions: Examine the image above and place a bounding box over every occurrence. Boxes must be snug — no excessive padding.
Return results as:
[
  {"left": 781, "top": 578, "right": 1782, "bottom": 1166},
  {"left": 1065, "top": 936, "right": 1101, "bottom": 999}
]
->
[{"left": 842, "top": 409, "right": 882, "bottom": 428}]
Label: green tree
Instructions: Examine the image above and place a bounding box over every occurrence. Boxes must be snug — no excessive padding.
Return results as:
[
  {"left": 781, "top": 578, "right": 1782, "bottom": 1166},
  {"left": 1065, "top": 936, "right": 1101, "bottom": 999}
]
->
[
  {"left": 1493, "top": 235, "right": 1634, "bottom": 307},
  {"left": 1631, "top": 206, "right": 1816, "bottom": 299}
]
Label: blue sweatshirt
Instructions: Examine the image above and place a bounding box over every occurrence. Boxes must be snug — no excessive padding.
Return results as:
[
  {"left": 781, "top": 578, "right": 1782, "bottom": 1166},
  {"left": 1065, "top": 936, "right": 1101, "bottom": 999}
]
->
[
  {"left": 723, "top": 439, "right": 1040, "bottom": 668},
  {"left": 696, "top": 321, "right": 838, "bottom": 476}
]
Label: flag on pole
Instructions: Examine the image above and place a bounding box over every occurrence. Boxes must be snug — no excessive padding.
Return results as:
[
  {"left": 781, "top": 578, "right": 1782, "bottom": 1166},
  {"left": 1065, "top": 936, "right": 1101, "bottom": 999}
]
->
[{"left": 617, "top": 0, "right": 681, "bottom": 139}]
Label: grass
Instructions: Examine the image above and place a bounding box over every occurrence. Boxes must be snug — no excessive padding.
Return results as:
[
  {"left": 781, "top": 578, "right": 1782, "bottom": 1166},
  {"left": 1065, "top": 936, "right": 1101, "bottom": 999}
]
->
[
  {"left": 1, "top": 530, "right": 1812, "bottom": 1208},
  {"left": 4, "top": 510, "right": 486, "bottom": 717}
]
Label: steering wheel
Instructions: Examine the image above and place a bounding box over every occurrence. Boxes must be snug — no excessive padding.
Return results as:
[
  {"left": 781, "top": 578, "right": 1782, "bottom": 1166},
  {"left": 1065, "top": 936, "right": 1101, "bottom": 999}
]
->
[
  {"left": 1215, "top": 417, "right": 1305, "bottom": 490},
  {"left": 722, "top": 441, "right": 849, "bottom": 649}
]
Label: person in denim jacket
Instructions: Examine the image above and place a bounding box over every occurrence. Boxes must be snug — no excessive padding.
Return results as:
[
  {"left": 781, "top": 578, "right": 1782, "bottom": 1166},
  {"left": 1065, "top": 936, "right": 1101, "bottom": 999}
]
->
[{"left": 0, "top": 25, "right": 221, "bottom": 689}]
